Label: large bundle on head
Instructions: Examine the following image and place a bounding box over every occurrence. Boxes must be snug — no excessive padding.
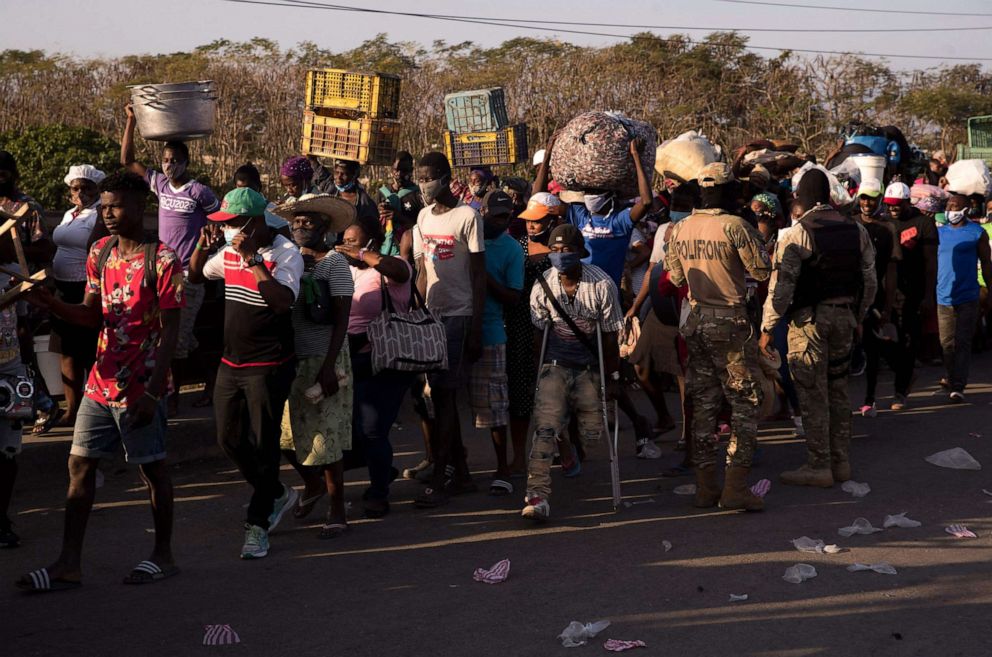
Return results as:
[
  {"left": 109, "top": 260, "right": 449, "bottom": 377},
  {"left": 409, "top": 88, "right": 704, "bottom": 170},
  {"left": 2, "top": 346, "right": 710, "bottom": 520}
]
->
[
  {"left": 655, "top": 131, "right": 721, "bottom": 184},
  {"left": 550, "top": 111, "right": 657, "bottom": 196},
  {"left": 945, "top": 159, "right": 992, "bottom": 197}
]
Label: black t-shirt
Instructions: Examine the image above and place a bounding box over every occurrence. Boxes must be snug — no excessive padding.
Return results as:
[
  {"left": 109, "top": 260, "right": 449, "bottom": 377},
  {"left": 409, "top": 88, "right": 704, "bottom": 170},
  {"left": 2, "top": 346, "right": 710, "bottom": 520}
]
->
[
  {"left": 861, "top": 218, "right": 893, "bottom": 307},
  {"left": 894, "top": 210, "right": 938, "bottom": 302}
]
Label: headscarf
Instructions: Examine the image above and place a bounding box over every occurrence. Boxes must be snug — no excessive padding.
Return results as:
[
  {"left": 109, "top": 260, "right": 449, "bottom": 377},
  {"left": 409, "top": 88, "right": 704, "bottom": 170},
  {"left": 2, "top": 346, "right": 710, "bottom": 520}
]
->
[
  {"left": 911, "top": 183, "right": 949, "bottom": 214},
  {"left": 280, "top": 155, "right": 313, "bottom": 181},
  {"left": 64, "top": 164, "right": 106, "bottom": 186},
  {"left": 795, "top": 168, "right": 831, "bottom": 210},
  {"left": 752, "top": 192, "right": 781, "bottom": 218},
  {"left": 470, "top": 168, "right": 493, "bottom": 185}
]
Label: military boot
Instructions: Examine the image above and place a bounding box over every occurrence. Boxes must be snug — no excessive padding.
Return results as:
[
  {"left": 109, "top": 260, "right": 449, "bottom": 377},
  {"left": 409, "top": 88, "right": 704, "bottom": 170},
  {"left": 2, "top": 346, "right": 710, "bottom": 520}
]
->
[
  {"left": 719, "top": 466, "right": 764, "bottom": 511},
  {"left": 779, "top": 464, "right": 834, "bottom": 487},
  {"left": 693, "top": 465, "right": 721, "bottom": 508}
]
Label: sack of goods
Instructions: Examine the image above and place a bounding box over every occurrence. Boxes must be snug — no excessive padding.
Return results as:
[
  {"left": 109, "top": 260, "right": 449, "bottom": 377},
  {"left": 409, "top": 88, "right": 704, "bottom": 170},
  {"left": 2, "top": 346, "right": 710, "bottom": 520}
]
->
[
  {"left": 550, "top": 111, "right": 657, "bottom": 196},
  {"left": 945, "top": 159, "right": 992, "bottom": 197},
  {"left": 655, "top": 130, "right": 720, "bottom": 183}
]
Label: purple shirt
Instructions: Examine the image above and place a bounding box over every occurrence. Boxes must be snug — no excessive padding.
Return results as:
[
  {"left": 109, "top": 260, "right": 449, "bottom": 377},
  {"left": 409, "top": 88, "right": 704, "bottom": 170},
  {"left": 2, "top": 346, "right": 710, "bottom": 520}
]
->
[{"left": 145, "top": 170, "right": 220, "bottom": 267}]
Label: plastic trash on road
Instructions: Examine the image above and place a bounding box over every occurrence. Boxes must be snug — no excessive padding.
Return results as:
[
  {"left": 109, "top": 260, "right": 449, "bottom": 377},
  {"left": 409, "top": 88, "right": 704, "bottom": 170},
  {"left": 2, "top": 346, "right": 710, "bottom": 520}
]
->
[
  {"left": 792, "top": 536, "right": 842, "bottom": 554},
  {"left": 728, "top": 593, "right": 749, "bottom": 602},
  {"left": 622, "top": 498, "right": 656, "bottom": 508},
  {"left": 838, "top": 518, "right": 884, "bottom": 537},
  {"left": 673, "top": 484, "right": 697, "bottom": 496},
  {"left": 841, "top": 480, "right": 871, "bottom": 497},
  {"left": 603, "top": 639, "right": 647, "bottom": 652},
  {"left": 203, "top": 625, "right": 241, "bottom": 646},
  {"left": 751, "top": 479, "right": 771, "bottom": 498},
  {"left": 662, "top": 540, "right": 672, "bottom": 552},
  {"left": 883, "top": 512, "right": 922, "bottom": 529},
  {"left": 473, "top": 559, "right": 510, "bottom": 584},
  {"left": 847, "top": 563, "right": 897, "bottom": 575},
  {"left": 925, "top": 447, "right": 981, "bottom": 470},
  {"left": 945, "top": 524, "right": 978, "bottom": 539},
  {"left": 783, "top": 563, "right": 817, "bottom": 584},
  {"left": 559, "top": 620, "right": 610, "bottom": 648}
]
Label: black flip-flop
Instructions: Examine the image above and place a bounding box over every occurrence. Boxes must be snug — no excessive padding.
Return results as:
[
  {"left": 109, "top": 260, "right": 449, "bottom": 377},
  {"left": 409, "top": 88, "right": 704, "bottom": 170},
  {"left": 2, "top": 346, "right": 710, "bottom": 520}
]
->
[
  {"left": 16, "top": 568, "right": 81, "bottom": 593},
  {"left": 489, "top": 479, "right": 513, "bottom": 496},
  {"left": 123, "top": 560, "right": 180, "bottom": 585}
]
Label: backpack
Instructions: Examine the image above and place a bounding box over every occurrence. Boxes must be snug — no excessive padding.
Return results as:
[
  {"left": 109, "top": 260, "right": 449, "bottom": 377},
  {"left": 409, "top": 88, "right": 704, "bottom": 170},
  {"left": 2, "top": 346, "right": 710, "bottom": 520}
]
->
[{"left": 96, "top": 236, "right": 159, "bottom": 291}]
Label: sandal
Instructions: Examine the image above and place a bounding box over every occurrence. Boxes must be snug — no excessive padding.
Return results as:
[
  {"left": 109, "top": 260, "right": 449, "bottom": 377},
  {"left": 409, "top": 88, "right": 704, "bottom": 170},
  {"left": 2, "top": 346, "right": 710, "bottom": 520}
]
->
[
  {"left": 292, "top": 491, "right": 326, "bottom": 519},
  {"left": 489, "top": 479, "right": 513, "bottom": 496},
  {"left": 32, "top": 408, "right": 65, "bottom": 436},
  {"left": 414, "top": 487, "right": 449, "bottom": 508},
  {"left": 16, "top": 567, "right": 81, "bottom": 593},
  {"left": 445, "top": 477, "right": 478, "bottom": 496},
  {"left": 122, "top": 560, "right": 180, "bottom": 585},
  {"left": 317, "top": 522, "right": 349, "bottom": 540}
]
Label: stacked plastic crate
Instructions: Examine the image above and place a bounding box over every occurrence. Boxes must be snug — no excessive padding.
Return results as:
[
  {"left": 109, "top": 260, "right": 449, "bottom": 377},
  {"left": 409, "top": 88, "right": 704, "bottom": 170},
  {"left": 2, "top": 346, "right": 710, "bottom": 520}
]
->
[
  {"left": 301, "top": 69, "right": 401, "bottom": 165},
  {"left": 442, "top": 88, "right": 528, "bottom": 167}
]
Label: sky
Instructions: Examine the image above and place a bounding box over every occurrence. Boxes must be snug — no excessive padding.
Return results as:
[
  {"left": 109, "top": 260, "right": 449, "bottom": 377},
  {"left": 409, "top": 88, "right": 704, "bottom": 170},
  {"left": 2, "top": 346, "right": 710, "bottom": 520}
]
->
[{"left": 4, "top": 0, "right": 992, "bottom": 69}]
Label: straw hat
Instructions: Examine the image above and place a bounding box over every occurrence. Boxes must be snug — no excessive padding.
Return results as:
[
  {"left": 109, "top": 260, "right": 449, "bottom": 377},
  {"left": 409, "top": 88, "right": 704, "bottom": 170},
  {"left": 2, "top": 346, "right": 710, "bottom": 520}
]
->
[{"left": 272, "top": 193, "right": 357, "bottom": 233}]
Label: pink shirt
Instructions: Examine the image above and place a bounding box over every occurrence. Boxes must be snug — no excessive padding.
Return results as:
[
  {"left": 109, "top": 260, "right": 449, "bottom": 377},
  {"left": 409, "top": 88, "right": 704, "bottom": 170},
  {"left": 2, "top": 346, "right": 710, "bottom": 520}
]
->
[{"left": 348, "top": 261, "right": 413, "bottom": 334}]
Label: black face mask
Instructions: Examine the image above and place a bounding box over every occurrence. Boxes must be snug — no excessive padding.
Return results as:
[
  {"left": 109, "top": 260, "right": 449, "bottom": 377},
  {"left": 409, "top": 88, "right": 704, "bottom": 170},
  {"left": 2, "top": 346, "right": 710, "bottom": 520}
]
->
[
  {"left": 292, "top": 228, "right": 325, "bottom": 250},
  {"left": 0, "top": 180, "right": 14, "bottom": 198},
  {"left": 344, "top": 255, "right": 364, "bottom": 268},
  {"left": 530, "top": 228, "right": 550, "bottom": 245}
]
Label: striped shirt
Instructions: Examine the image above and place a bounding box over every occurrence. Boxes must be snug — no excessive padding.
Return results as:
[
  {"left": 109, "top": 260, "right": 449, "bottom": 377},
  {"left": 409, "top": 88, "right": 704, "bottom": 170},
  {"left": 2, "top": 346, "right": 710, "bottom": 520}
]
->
[
  {"left": 292, "top": 251, "right": 354, "bottom": 357},
  {"left": 202, "top": 235, "right": 303, "bottom": 367}
]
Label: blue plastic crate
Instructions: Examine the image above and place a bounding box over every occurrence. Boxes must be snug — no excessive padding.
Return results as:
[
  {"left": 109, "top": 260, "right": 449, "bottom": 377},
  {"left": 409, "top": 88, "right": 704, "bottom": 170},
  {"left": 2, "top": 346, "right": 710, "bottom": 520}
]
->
[{"left": 444, "top": 88, "right": 509, "bottom": 133}]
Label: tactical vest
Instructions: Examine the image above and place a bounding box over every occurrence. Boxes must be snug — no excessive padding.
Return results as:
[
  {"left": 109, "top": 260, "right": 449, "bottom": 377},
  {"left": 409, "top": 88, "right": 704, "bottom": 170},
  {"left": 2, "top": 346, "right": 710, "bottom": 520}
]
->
[{"left": 789, "top": 209, "right": 863, "bottom": 313}]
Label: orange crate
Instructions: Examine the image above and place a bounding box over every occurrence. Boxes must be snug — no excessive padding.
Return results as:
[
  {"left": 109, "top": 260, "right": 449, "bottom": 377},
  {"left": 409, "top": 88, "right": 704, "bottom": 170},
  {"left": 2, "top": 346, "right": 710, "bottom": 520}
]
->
[
  {"left": 301, "top": 111, "right": 400, "bottom": 165},
  {"left": 305, "top": 69, "right": 401, "bottom": 119}
]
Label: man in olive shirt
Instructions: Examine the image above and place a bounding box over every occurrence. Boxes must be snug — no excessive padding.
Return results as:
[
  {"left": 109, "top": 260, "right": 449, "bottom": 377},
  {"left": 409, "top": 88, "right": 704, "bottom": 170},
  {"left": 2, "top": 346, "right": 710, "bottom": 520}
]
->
[{"left": 665, "top": 163, "right": 771, "bottom": 512}]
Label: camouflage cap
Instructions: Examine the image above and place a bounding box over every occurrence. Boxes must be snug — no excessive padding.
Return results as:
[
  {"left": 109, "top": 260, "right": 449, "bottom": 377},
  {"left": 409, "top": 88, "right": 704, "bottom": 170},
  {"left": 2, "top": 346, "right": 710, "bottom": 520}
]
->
[{"left": 698, "top": 162, "right": 735, "bottom": 188}]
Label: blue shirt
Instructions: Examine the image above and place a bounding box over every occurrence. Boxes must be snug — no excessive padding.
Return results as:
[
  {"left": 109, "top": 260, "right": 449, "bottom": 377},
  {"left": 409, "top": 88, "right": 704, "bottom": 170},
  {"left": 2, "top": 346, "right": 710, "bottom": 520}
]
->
[
  {"left": 482, "top": 233, "right": 524, "bottom": 345},
  {"left": 937, "top": 220, "right": 985, "bottom": 306},
  {"left": 566, "top": 204, "right": 635, "bottom": 289}
]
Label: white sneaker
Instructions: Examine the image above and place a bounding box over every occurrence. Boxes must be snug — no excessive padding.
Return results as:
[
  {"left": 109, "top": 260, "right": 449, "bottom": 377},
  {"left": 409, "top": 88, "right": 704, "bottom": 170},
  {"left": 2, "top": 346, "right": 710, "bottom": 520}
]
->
[
  {"left": 636, "top": 438, "right": 662, "bottom": 460},
  {"left": 521, "top": 496, "right": 550, "bottom": 522},
  {"left": 267, "top": 484, "right": 299, "bottom": 533},
  {"left": 792, "top": 416, "right": 805, "bottom": 437},
  {"left": 949, "top": 391, "right": 966, "bottom": 404},
  {"left": 240, "top": 523, "right": 269, "bottom": 559}
]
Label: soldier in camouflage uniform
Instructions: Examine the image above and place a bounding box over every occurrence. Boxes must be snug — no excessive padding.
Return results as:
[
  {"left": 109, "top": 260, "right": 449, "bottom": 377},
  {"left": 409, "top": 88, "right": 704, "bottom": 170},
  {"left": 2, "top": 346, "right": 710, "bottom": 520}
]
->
[
  {"left": 760, "top": 169, "right": 876, "bottom": 487},
  {"left": 665, "top": 163, "right": 771, "bottom": 512}
]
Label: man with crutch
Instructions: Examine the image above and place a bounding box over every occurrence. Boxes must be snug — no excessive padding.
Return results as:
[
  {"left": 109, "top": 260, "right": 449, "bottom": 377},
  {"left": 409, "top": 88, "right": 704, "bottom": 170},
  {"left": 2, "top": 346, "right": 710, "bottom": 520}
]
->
[{"left": 522, "top": 225, "right": 624, "bottom": 522}]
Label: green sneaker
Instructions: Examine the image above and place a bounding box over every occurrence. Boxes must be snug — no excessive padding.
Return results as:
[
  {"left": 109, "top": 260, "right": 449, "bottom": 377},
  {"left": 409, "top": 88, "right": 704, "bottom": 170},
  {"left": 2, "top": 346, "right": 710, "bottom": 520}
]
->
[
  {"left": 267, "top": 484, "right": 299, "bottom": 533},
  {"left": 240, "top": 523, "right": 269, "bottom": 560}
]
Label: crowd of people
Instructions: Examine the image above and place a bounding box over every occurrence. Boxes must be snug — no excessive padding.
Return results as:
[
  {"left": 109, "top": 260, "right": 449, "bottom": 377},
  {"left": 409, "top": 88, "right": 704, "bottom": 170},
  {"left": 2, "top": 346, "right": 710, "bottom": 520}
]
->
[{"left": 1, "top": 107, "right": 990, "bottom": 592}]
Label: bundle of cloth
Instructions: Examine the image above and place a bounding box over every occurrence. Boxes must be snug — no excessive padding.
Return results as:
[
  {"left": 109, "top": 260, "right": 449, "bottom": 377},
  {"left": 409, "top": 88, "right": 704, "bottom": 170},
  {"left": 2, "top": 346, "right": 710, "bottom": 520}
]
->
[
  {"left": 550, "top": 111, "right": 657, "bottom": 196},
  {"left": 654, "top": 130, "right": 720, "bottom": 184}
]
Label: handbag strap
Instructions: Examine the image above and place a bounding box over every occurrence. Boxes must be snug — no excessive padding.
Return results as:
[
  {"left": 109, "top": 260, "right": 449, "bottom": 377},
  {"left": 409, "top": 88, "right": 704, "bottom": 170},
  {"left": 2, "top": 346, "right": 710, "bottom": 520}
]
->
[
  {"left": 409, "top": 266, "right": 427, "bottom": 311},
  {"left": 379, "top": 273, "right": 396, "bottom": 314},
  {"left": 536, "top": 273, "right": 599, "bottom": 357}
]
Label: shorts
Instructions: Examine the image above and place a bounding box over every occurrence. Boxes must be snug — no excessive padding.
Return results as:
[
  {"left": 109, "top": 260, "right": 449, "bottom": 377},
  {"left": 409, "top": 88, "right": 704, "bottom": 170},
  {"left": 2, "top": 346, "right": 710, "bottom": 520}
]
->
[
  {"left": 469, "top": 344, "right": 509, "bottom": 428},
  {"left": 427, "top": 315, "right": 471, "bottom": 390},
  {"left": 629, "top": 312, "right": 683, "bottom": 377},
  {"left": 70, "top": 395, "right": 167, "bottom": 464},
  {"left": 0, "top": 421, "right": 23, "bottom": 458},
  {"left": 175, "top": 278, "right": 205, "bottom": 359}
]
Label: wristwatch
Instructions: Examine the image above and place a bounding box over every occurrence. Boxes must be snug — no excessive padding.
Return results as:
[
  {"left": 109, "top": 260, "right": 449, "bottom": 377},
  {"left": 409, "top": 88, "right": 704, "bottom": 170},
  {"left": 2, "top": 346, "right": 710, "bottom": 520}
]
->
[
  {"left": 246, "top": 253, "right": 265, "bottom": 268},
  {"left": 610, "top": 371, "right": 621, "bottom": 381}
]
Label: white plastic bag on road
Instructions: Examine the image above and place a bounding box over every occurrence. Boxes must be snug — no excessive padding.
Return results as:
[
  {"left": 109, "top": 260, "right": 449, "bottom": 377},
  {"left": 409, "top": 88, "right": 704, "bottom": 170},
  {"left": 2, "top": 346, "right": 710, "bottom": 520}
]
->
[
  {"left": 883, "top": 512, "right": 922, "bottom": 529},
  {"left": 673, "top": 484, "right": 697, "bottom": 496},
  {"left": 839, "top": 518, "right": 884, "bottom": 537},
  {"left": 847, "top": 563, "right": 897, "bottom": 575},
  {"left": 925, "top": 447, "right": 981, "bottom": 470},
  {"left": 783, "top": 563, "right": 817, "bottom": 584},
  {"left": 792, "top": 537, "right": 842, "bottom": 554},
  {"left": 559, "top": 620, "right": 611, "bottom": 648},
  {"left": 841, "top": 480, "right": 871, "bottom": 497}
]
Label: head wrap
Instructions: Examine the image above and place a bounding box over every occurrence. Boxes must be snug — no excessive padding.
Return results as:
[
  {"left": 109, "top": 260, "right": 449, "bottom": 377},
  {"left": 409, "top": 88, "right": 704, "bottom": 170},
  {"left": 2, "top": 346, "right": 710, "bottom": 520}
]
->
[
  {"left": 64, "top": 164, "right": 106, "bottom": 186},
  {"left": 911, "top": 183, "right": 949, "bottom": 214},
  {"left": 752, "top": 192, "right": 781, "bottom": 217},
  {"left": 795, "top": 169, "right": 831, "bottom": 209},
  {"left": 280, "top": 155, "right": 313, "bottom": 181},
  {"left": 470, "top": 168, "right": 493, "bottom": 184}
]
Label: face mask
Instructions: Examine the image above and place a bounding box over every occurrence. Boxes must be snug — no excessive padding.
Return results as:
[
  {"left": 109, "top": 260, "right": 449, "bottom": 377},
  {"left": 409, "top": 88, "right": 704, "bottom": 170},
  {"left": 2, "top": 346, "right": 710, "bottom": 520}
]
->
[
  {"left": 335, "top": 180, "right": 357, "bottom": 193},
  {"left": 548, "top": 251, "right": 581, "bottom": 272},
  {"left": 222, "top": 226, "right": 242, "bottom": 246},
  {"left": 946, "top": 209, "right": 967, "bottom": 225},
  {"left": 292, "top": 227, "right": 325, "bottom": 249},
  {"left": 530, "top": 227, "right": 550, "bottom": 245},
  {"left": 669, "top": 210, "right": 691, "bottom": 222},
  {"left": 469, "top": 184, "right": 484, "bottom": 197},
  {"left": 419, "top": 176, "right": 449, "bottom": 205},
  {"left": 163, "top": 161, "right": 187, "bottom": 181},
  {"left": 584, "top": 193, "right": 612, "bottom": 215}
]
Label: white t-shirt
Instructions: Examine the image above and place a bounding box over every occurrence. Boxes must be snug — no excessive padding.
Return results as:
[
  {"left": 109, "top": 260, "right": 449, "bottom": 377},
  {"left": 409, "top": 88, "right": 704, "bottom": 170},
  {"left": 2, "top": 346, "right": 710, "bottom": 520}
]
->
[
  {"left": 413, "top": 201, "right": 484, "bottom": 317},
  {"left": 52, "top": 205, "right": 100, "bottom": 281},
  {"left": 628, "top": 227, "right": 649, "bottom": 295}
]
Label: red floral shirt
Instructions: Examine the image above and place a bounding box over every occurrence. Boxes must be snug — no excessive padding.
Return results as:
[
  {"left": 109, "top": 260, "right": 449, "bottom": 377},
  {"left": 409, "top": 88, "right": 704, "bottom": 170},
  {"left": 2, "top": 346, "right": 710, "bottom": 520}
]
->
[{"left": 84, "top": 238, "right": 185, "bottom": 408}]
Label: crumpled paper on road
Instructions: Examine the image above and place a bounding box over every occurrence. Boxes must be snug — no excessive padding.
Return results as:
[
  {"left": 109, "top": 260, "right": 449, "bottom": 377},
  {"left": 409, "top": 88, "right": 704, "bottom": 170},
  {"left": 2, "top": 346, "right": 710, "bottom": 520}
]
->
[
  {"left": 925, "top": 447, "right": 981, "bottom": 470},
  {"left": 847, "top": 563, "right": 898, "bottom": 575},
  {"left": 783, "top": 563, "right": 817, "bottom": 583},
  {"left": 883, "top": 512, "right": 922, "bottom": 528},
  {"left": 559, "top": 620, "right": 610, "bottom": 648},
  {"left": 841, "top": 480, "right": 871, "bottom": 497},
  {"left": 838, "top": 518, "right": 884, "bottom": 537},
  {"left": 792, "top": 536, "right": 842, "bottom": 554}
]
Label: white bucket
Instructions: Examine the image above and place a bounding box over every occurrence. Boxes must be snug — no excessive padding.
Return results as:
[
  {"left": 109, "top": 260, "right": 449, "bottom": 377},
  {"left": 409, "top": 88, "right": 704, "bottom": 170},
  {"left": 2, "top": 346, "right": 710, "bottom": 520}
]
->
[
  {"left": 33, "top": 334, "right": 63, "bottom": 396},
  {"left": 851, "top": 154, "right": 886, "bottom": 187}
]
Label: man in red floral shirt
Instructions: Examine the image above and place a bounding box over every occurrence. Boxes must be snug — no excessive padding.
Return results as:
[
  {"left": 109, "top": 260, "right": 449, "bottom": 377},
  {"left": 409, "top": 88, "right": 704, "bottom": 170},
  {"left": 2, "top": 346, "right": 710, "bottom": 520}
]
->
[{"left": 16, "top": 171, "right": 185, "bottom": 593}]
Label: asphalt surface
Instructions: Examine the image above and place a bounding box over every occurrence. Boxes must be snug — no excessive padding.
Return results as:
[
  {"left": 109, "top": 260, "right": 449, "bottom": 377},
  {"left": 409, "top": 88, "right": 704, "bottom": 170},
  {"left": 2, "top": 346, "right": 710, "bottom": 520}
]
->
[{"left": 3, "top": 356, "right": 992, "bottom": 657}]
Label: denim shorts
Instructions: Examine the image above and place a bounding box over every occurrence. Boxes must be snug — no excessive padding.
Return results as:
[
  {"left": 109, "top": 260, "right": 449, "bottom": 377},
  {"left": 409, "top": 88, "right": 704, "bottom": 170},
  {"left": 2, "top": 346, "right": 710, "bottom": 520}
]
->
[{"left": 70, "top": 396, "right": 167, "bottom": 464}]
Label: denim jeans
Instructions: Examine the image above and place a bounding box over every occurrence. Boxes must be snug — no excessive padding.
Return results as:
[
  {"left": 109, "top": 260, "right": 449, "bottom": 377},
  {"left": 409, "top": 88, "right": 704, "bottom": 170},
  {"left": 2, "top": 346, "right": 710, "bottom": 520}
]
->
[
  {"left": 351, "top": 351, "right": 412, "bottom": 500},
  {"left": 938, "top": 301, "right": 979, "bottom": 393}
]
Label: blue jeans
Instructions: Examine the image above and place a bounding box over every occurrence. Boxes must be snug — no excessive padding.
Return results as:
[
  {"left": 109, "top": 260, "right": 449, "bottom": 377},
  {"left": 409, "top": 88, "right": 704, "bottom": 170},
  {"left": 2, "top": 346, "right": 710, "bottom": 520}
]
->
[
  {"left": 774, "top": 320, "right": 800, "bottom": 414},
  {"left": 351, "top": 351, "right": 412, "bottom": 500}
]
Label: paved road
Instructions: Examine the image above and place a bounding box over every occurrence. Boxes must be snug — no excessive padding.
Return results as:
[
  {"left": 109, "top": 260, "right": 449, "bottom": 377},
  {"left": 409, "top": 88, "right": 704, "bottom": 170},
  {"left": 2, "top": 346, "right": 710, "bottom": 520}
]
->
[{"left": 3, "top": 357, "right": 991, "bottom": 656}]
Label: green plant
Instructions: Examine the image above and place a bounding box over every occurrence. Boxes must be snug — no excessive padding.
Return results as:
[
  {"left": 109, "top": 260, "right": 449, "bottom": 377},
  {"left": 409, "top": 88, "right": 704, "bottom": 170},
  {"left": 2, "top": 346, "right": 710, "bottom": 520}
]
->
[{"left": 0, "top": 124, "right": 120, "bottom": 211}]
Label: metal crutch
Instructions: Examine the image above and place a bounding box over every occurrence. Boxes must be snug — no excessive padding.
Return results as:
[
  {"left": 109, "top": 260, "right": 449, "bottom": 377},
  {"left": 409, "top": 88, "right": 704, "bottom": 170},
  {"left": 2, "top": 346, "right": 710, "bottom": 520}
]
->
[{"left": 596, "top": 323, "right": 623, "bottom": 510}]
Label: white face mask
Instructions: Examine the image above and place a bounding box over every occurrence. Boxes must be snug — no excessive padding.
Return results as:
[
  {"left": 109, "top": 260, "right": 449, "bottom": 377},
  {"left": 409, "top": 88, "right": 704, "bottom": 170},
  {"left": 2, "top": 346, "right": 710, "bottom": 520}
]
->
[
  {"left": 583, "top": 193, "right": 612, "bottom": 215},
  {"left": 946, "top": 209, "right": 967, "bottom": 225},
  {"left": 222, "top": 226, "right": 242, "bottom": 246}
]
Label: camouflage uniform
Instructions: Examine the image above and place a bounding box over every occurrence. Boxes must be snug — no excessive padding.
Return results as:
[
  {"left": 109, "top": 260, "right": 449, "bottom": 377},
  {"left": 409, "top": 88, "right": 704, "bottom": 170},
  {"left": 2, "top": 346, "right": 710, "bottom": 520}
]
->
[
  {"left": 666, "top": 208, "right": 772, "bottom": 469},
  {"left": 762, "top": 205, "right": 877, "bottom": 475}
]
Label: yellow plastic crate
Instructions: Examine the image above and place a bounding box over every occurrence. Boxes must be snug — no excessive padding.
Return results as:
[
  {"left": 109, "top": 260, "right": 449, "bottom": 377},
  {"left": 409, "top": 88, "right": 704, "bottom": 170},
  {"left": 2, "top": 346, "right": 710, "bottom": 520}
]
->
[
  {"left": 443, "top": 125, "right": 528, "bottom": 167},
  {"left": 305, "top": 69, "right": 401, "bottom": 119},
  {"left": 301, "top": 111, "right": 400, "bottom": 165}
]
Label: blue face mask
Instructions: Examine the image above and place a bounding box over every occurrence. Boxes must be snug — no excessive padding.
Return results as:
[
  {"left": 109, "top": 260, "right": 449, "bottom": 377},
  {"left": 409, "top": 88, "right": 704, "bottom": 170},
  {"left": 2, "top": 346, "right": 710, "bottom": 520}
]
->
[
  {"left": 549, "top": 251, "right": 582, "bottom": 272},
  {"left": 669, "top": 210, "right": 691, "bottom": 222},
  {"left": 335, "top": 180, "right": 357, "bottom": 193}
]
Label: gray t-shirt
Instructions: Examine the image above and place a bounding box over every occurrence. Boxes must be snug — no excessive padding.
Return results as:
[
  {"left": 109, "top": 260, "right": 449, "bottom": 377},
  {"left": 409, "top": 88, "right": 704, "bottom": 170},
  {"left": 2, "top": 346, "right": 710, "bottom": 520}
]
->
[
  {"left": 413, "top": 201, "right": 485, "bottom": 317},
  {"left": 291, "top": 251, "right": 354, "bottom": 357}
]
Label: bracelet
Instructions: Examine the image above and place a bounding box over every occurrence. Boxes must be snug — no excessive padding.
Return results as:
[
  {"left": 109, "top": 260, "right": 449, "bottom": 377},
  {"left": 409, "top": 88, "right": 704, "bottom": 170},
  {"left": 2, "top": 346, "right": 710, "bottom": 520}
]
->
[
  {"left": 143, "top": 390, "right": 160, "bottom": 403},
  {"left": 196, "top": 242, "right": 210, "bottom": 251}
]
